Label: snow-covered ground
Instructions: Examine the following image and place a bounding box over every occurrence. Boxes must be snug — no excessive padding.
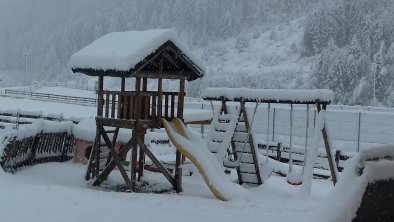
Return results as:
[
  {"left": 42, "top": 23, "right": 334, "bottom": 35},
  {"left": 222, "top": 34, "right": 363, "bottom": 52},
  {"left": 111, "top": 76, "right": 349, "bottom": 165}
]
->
[
  {"left": 0, "top": 162, "right": 333, "bottom": 222},
  {"left": 1, "top": 85, "right": 392, "bottom": 222}
]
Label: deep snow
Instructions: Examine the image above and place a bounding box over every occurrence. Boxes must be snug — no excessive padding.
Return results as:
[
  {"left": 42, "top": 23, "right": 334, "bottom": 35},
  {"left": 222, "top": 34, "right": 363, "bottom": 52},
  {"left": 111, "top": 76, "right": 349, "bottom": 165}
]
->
[{"left": 0, "top": 162, "right": 333, "bottom": 222}]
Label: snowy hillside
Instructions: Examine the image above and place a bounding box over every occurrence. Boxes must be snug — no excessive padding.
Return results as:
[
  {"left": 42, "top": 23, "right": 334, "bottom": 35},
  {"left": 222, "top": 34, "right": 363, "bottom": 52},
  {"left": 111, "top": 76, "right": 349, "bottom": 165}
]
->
[
  {"left": 1, "top": 0, "right": 394, "bottom": 106},
  {"left": 198, "top": 17, "right": 316, "bottom": 90}
]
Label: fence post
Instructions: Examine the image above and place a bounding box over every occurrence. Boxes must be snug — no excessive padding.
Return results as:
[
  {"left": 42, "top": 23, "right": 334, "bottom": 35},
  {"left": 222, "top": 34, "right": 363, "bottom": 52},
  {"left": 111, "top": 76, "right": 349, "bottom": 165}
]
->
[
  {"left": 272, "top": 107, "right": 276, "bottom": 142},
  {"left": 201, "top": 103, "right": 204, "bottom": 139},
  {"left": 357, "top": 111, "right": 362, "bottom": 152}
]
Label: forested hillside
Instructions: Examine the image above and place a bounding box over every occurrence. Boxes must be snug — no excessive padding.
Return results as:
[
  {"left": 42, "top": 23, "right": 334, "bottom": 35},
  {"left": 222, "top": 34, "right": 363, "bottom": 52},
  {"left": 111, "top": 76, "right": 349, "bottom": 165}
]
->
[{"left": 0, "top": 0, "right": 393, "bottom": 106}]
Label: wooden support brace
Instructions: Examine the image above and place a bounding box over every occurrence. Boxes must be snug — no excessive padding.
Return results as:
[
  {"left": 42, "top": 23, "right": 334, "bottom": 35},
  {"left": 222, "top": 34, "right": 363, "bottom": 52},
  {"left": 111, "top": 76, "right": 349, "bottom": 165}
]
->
[
  {"left": 92, "top": 137, "right": 134, "bottom": 186},
  {"left": 94, "top": 127, "right": 132, "bottom": 188},
  {"left": 138, "top": 139, "right": 177, "bottom": 189},
  {"left": 85, "top": 132, "right": 100, "bottom": 180},
  {"left": 317, "top": 102, "right": 337, "bottom": 185},
  {"left": 241, "top": 102, "right": 263, "bottom": 185}
]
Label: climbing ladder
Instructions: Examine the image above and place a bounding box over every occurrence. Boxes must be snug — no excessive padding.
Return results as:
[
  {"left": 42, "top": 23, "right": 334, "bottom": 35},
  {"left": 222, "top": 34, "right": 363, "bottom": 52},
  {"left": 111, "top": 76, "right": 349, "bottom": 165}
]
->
[
  {"left": 85, "top": 127, "right": 121, "bottom": 181},
  {"left": 207, "top": 98, "right": 262, "bottom": 185},
  {"left": 207, "top": 107, "right": 240, "bottom": 160},
  {"left": 232, "top": 102, "right": 262, "bottom": 185}
]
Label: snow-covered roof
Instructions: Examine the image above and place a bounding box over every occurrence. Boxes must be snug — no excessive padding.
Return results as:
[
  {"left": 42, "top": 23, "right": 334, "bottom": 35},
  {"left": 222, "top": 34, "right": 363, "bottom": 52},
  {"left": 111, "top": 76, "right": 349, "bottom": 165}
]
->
[
  {"left": 202, "top": 87, "right": 334, "bottom": 104},
  {"left": 68, "top": 29, "right": 205, "bottom": 80}
]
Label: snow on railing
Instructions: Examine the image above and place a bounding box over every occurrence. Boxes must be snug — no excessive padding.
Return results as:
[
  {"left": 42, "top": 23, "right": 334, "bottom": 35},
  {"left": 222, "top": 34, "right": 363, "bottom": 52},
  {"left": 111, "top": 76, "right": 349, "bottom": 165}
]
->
[{"left": 0, "top": 121, "right": 75, "bottom": 173}]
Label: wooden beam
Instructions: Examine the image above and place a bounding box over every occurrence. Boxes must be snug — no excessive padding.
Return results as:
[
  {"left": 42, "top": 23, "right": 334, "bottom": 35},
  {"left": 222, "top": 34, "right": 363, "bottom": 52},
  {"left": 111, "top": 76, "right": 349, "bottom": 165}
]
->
[
  {"left": 97, "top": 76, "right": 104, "bottom": 117},
  {"left": 133, "top": 71, "right": 190, "bottom": 80},
  {"left": 158, "top": 78, "right": 163, "bottom": 119},
  {"left": 95, "top": 126, "right": 132, "bottom": 188},
  {"left": 95, "top": 117, "right": 159, "bottom": 129},
  {"left": 121, "top": 77, "right": 125, "bottom": 91},
  {"left": 162, "top": 51, "right": 181, "bottom": 70},
  {"left": 92, "top": 137, "right": 135, "bottom": 186},
  {"left": 241, "top": 102, "right": 263, "bottom": 185},
  {"left": 177, "top": 79, "right": 185, "bottom": 120},
  {"left": 132, "top": 47, "right": 169, "bottom": 74},
  {"left": 203, "top": 97, "right": 331, "bottom": 105},
  {"left": 317, "top": 102, "right": 337, "bottom": 185},
  {"left": 138, "top": 139, "right": 177, "bottom": 189}
]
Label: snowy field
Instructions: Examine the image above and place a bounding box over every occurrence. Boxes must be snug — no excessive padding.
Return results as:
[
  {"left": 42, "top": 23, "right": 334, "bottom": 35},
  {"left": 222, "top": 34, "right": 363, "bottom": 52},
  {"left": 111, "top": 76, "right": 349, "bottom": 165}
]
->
[
  {"left": 0, "top": 162, "right": 333, "bottom": 222},
  {"left": 2, "top": 85, "right": 394, "bottom": 153}
]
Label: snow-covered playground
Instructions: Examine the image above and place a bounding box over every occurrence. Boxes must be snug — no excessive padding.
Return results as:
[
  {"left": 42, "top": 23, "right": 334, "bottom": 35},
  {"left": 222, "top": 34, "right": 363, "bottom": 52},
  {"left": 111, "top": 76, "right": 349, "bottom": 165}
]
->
[{"left": 0, "top": 29, "right": 393, "bottom": 222}]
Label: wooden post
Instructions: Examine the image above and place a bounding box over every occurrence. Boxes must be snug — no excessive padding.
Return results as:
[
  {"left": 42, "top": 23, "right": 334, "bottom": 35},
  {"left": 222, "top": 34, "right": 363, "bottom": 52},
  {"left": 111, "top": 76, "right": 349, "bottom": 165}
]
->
[
  {"left": 97, "top": 76, "right": 104, "bottom": 117},
  {"left": 272, "top": 108, "right": 276, "bottom": 142},
  {"left": 131, "top": 77, "right": 141, "bottom": 191},
  {"left": 158, "top": 57, "right": 163, "bottom": 121},
  {"left": 240, "top": 102, "right": 263, "bottom": 185},
  {"left": 138, "top": 78, "right": 148, "bottom": 179},
  {"left": 317, "top": 102, "right": 337, "bottom": 185},
  {"left": 175, "top": 79, "right": 185, "bottom": 192},
  {"left": 175, "top": 149, "right": 182, "bottom": 193},
  {"left": 121, "top": 77, "right": 125, "bottom": 91},
  {"left": 201, "top": 103, "right": 204, "bottom": 139},
  {"left": 158, "top": 78, "right": 163, "bottom": 119},
  {"left": 177, "top": 79, "right": 185, "bottom": 120},
  {"left": 357, "top": 112, "right": 362, "bottom": 152}
]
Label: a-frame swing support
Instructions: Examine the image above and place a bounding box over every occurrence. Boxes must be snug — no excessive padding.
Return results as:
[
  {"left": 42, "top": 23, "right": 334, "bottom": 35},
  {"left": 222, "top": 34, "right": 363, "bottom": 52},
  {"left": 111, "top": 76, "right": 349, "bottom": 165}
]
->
[
  {"left": 205, "top": 94, "right": 338, "bottom": 186},
  {"left": 317, "top": 102, "right": 338, "bottom": 185},
  {"left": 214, "top": 98, "right": 263, "bottom": 185}
]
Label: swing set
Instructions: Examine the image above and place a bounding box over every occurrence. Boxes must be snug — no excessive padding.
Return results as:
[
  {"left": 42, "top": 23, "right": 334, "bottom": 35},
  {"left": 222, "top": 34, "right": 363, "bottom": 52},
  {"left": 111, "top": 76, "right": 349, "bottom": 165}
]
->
[{"left": 202, "top": 88, "right": 338, "bottom": 186}]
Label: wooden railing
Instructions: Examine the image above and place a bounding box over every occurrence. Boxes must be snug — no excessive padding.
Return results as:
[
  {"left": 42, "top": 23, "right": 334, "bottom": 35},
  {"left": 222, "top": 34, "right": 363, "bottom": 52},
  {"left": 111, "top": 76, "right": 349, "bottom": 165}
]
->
[
  {"left": 98, "top": 91, "right": 180, "bottom": 121},
  {"left": 3, "top": 89, "right": 97, "bottom": 106},
  {"left": 0, "top": 132, "right": 75, "bottom": 173}
]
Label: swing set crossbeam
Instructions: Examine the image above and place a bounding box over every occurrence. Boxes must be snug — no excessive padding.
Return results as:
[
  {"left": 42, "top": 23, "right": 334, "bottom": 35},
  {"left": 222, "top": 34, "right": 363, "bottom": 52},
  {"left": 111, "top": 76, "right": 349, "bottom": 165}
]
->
[{"left": 203, "top": 97, "right": 331, "bottom": 105}]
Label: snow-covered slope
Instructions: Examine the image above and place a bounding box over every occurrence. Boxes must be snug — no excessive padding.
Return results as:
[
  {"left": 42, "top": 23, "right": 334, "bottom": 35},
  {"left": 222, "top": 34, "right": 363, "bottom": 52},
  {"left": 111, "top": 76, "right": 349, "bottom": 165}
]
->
[{"left": 199, "top": 17, "right": 316, "bottom": 90}]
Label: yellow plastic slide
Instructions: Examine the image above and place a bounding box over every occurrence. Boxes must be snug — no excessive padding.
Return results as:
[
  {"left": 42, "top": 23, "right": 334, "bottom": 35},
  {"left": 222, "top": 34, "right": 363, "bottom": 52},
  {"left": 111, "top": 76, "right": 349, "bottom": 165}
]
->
[{"left": 162, "top": 118, "right": 248, "bottom": 201}]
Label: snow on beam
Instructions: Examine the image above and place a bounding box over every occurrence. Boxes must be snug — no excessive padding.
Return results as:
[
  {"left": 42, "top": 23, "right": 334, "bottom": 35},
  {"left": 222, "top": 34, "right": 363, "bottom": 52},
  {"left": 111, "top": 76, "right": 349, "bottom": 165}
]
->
[{"left": 201, "top": 87, "right": 334, "bottom": 104}]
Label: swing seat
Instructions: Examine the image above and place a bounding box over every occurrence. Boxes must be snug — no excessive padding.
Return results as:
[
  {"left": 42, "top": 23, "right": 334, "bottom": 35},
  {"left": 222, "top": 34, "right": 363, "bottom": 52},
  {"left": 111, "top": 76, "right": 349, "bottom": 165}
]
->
[
  {"left": 286, "top": 170, "right": 303, "bottom": 186},
  {"left": 223, "top": 159, "right": 240, "bottom": 169},
  {"left": 287, "top": 180, "right": 302, "bottom": 186}
]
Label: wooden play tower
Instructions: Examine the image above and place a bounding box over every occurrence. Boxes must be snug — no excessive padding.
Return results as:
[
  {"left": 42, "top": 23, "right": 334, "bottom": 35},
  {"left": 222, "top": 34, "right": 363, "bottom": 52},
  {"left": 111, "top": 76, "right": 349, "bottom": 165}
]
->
[{"left": 69, "top": 30, "right": 204, "bottom": 192}]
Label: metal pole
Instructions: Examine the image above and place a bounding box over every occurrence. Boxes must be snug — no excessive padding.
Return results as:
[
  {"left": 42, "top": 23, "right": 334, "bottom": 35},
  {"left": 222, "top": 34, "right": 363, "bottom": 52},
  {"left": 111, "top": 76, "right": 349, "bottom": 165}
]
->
[{"left": 357, "top": 112, "right": 362, "bottom": 152}]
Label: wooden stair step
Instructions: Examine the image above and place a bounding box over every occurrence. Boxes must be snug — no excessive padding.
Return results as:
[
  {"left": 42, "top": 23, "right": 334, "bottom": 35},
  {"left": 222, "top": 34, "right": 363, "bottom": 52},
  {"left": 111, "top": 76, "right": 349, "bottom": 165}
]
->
[
  {"left": 239, "top": 163, "right": 259, "bottom": 174},
  {"left": 240, "top": 173, "right": 259, "bottom": 184}
]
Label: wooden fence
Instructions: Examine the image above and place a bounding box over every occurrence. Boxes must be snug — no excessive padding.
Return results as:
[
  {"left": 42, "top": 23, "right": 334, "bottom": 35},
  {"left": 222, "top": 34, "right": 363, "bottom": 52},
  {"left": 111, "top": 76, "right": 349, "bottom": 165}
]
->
[
  {"left": 3, "top": 89, "right": 97, "bottom": 106},
  {"left": 32, "top": 81, "right": 96, "bottom": 91},
  {"left": 0, "top": 132, "right": 75, "bottom": 173}
]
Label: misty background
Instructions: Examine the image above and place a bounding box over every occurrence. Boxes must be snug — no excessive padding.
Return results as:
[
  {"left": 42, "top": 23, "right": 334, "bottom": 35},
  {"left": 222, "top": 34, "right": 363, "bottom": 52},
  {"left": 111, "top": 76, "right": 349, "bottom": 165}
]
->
[{"left": 0, "top": 0, "right": 393, "bottom": 106}]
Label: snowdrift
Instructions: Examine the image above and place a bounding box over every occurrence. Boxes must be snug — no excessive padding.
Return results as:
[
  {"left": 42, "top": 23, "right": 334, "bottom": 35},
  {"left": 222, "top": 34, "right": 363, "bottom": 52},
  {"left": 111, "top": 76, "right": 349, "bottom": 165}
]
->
[{"left": 315, "top": 145, "right": 394, "bottom": 222}]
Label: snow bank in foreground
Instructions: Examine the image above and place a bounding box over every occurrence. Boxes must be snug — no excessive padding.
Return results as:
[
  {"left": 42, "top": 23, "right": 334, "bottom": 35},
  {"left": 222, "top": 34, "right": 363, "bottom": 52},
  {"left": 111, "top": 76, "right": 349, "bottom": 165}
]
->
[
  {"left": 315, "top": 145, "right": 394, "bottom": 222},
  {"left": 201, "top": 87, "right": 334, "bottom": 103}
]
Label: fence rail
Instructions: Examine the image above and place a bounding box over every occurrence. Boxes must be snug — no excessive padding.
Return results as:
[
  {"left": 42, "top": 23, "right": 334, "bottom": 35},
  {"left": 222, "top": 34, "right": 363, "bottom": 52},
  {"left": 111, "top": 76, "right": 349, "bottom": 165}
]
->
[
  {"left": 3, "top": 89, "right": 97, "bottom": 106},
  {"left": 32, "top": 81, "right": 96, "bottom": 91}
]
